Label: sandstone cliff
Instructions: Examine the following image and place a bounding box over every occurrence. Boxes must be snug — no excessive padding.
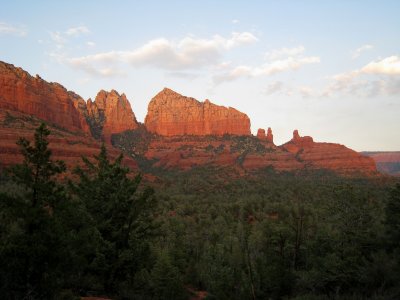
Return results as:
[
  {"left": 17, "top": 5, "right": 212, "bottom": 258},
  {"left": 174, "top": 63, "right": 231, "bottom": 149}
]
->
[
  {"left": 145, "top": 88, "right": 251, "bottom": 136},
  {"left": 0, "top": 61, "right": 90, "bottom": 133},
  {"left": 87, "top": 89, "right": 138, "bottom": 140},
  {"left": 0, "top": 110, "right": 137, "bottom": 171}
]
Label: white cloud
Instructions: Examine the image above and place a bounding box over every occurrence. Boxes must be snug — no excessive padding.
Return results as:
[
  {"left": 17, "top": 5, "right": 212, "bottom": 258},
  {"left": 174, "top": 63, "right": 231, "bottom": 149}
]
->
[
  {"left": 65, "top": 25, "right": 90, "bottom": 37},
  {"left": 213, "top": 46, "right": 320, "bottom": 84},
  {"left": 86, "top": 41, "right": 96, "bottom": 47},
  {"left": 0, "top": 22, "right": 27, "bottom": 37},
  {"left": 351, "top": 44, "right": 373, "bottom": 59},
  {"left": 254, "top": 56, "right": 320, "bottom": 76},
  {"left": 232, "top": 19, "right": 240, "bottom": 24},
  {"left": 265, "top": 45, "right": 305, "bottom": 60},
  {"left": 49, "top": 26, "right": 91, "bottom": 49},
  {"left": 323, "top": 55, "right": 400, "bottom": 97},
  {"left": 361, "top": 56, "right": 400, "bottom": 75},
  {"left": 224, "top": 32, "right": 258, "bottom": 48},
  {"left": 64, "top": 32, "right": 258, "bottom": 75}
]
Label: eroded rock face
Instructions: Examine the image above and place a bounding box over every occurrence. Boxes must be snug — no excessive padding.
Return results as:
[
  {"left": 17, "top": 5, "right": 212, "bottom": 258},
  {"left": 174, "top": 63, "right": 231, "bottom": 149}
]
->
[
  {"left": 257, "top": 128, "right": 266, "bottom": 139},
  {"left": 280, "top": 130, "right": 377, "bottom": 175},
  {"left": 140, "top": 130, "right": 377, "bottom": 176},
  {"left": 0, "top": 61, "right": 90, "bottom": 133},
  {"left": 257, "top": 127, "right": 274, "bottom": 144},
  {"left": 266, "top": 128, "right": 274, "bottom": 143},
  {"left": 145, "top": 88, "right": 251, "bottom": 136},
  {"left": 87, "top": 90, "right": 138, "bottom": 140},
  {"left": 0, "top": 110, "right": 137, "bottom": 171},
  {"left": 283, "top": 129, "right": 314, "bottom": 153}
]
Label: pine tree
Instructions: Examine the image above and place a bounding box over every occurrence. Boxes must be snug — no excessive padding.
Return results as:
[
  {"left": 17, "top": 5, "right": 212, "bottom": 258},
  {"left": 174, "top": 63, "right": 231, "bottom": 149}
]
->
[
  {"left": 386, "top": 183, "right": 400, "bottom": 251},
  {"left": 70, "top": 143, "right": 156, "bottom": 295},
  {"left": 0, "top": 123, "right": 69, "bottom": 299}
]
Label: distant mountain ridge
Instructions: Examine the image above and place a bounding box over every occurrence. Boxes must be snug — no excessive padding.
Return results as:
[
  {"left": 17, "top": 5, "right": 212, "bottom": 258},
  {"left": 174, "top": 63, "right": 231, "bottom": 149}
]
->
[
  {"left": 0, "top": 60, "right": 379, "bottom": 176},
  {"left": 361, "top": 152, "right": 400, "bottom": 176}
]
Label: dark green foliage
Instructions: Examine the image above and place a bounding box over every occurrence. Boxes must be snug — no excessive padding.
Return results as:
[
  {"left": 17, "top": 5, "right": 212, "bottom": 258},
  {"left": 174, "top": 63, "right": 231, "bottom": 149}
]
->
[
  {"left": 1, "top": 124, "right": 400, "bottom": 299},
  {"left": 230, "top": 135, "right": 268, "bottom": 154},
  {"left": 150, "top": 167, "right": 399, "bottom": 299},
  {"left": 70, "top": 143, "right": 157, "bottom": 296},
  {"left": 111, "top": 125, "right": 154, "bottom": 156},
  {"left": 150, "top": 251, "right": 187, "bottom": 300},
  {"left": 0, "top": 123, "right": 72, "bottom": 299},
  {"left": 386, "top": 183, "right": 400, "bottom": 250}
]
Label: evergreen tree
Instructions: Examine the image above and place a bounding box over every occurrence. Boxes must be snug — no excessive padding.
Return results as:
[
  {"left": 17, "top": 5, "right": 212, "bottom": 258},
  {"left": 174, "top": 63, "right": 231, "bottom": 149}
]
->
[
  {"left": 70, "top": 144, "right": 156, "bottom": 296},
  {"left": 0, "top": 123, "right": 70, "bottom": 299},
  {"left": 386, "top": 183, "right": 400, "bottom": 251},
  {"left": 150, "top": 250, "right": 186, "bottom": 300}
]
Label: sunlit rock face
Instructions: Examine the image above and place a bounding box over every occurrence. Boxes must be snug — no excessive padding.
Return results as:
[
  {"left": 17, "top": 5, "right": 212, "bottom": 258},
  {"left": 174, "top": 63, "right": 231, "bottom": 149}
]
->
[
  {"left": 0, "top": 61, "right": 90, "bottom": 133},
  {"left": 280, "top": 130, "right": 377, "bottom": 175},
  {"left": 145, "top": 88, "right": 251, "bottom": 136},
  {"left": 87, "top": 89, "right": 139, "bottom": 141},
  {"left": 0, "top": 61, "right": 379, "bottom": 177}
]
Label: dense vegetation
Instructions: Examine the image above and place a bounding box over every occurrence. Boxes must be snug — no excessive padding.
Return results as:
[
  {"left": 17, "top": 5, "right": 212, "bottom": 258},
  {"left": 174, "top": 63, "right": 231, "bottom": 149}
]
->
[{"left": 0, "top": 124, "right": 399, "bottom": 299}]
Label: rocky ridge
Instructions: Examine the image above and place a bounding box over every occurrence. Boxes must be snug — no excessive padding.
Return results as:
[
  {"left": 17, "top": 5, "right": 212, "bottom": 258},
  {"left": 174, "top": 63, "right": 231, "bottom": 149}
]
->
[
  {"left": 0, "top": 61, "right": 90, "bottom": 133},
  {"left": 0, "top": 61, "right": 379, "bottom": 176}
]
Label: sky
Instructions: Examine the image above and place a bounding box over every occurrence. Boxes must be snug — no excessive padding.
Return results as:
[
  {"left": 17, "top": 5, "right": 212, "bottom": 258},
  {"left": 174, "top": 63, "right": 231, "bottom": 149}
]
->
[{"left": 1, "top": 0, "right": 399, "bottom": 150}]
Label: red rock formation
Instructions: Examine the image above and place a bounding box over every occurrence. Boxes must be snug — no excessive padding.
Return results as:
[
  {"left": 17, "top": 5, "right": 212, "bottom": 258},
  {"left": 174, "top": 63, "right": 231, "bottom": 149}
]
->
[
  {"left": 257, "top": 127, "right": 274, "bottom": 144},
  {"left": 0, "top": 110, "right": 137, "bottom": 171},
  {"left": 0, "top": 61, "right": 90, "bottom": 133},
  {"left": 283, "top": 130, "right": 314, "bottom": 153},
  {"left": 87, "top": 89, "right": 138, "bottom": 141},
  {"left": 0, "top": 61, "right": 379, "bottom": 177},
  {"left": 257, "top": 128, "right": 266, "bottom": 139},
  {"left": 145, "top": 88, "right": 251, "bottom": 136},
  {"left": 266, "top": 127, "right": 273, "bottom": 143},
  {"left": 280, "top": 130, "right": 377, "bottom": 175}
]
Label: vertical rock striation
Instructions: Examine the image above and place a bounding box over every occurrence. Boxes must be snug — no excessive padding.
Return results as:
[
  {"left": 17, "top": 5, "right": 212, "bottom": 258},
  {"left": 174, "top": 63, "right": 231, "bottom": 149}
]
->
[{"left": 145, "top": 88, "right": 251, "bottom": 136}]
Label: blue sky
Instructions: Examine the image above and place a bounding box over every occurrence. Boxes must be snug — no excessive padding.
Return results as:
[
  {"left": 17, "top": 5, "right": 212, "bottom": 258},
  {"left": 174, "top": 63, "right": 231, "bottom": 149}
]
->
[{"left": 1, "top": 0, "right": 399, "bottom": 150}]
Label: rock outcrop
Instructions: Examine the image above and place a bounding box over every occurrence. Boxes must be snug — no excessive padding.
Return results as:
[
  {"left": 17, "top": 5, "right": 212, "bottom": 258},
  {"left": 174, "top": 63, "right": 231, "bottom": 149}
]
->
[
  {"left": 280, "top": 130, "right": 377, "bottom": 175},
  {"left": 0, "top": 61, "right": 90, "bottom": 133},
  {"left": 87, "top": 90, "right": 138, "bottom": 141},
  {"left": 257, "top": 128, "right": 266, "bottom": 139},
  {"left": 0, "top": 61, "right": 380, "bottom": 177},
  {"left": 139, "top": 129, "right": 378, "bottom": 176},
  {"left": 145, "top": 88, "right": 251, "bottom": 136},
  {"left": 257, "top": 127, "right": 274, "bottom": 144},
  {"left": 0, "top": 109, "right": 137, "bottom": 171},
  {"left": 283, "top": 129, "right": 314, "bottom": 153}
]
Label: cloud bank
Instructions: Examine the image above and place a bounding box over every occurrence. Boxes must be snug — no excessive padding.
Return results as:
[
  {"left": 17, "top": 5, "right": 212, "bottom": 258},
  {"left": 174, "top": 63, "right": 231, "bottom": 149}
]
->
[
  {"left": 213, "top": 45, "right": 320, "bottom": 84},
  {"left": 62, "top": 32, "right": 258, "bottom": 76}
]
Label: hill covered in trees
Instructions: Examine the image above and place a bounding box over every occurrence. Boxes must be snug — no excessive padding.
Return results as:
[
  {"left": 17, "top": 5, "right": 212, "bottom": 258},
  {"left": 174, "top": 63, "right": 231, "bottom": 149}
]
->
[{"left": 0, "top": 124, "right": 399, "bottom": 299}]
